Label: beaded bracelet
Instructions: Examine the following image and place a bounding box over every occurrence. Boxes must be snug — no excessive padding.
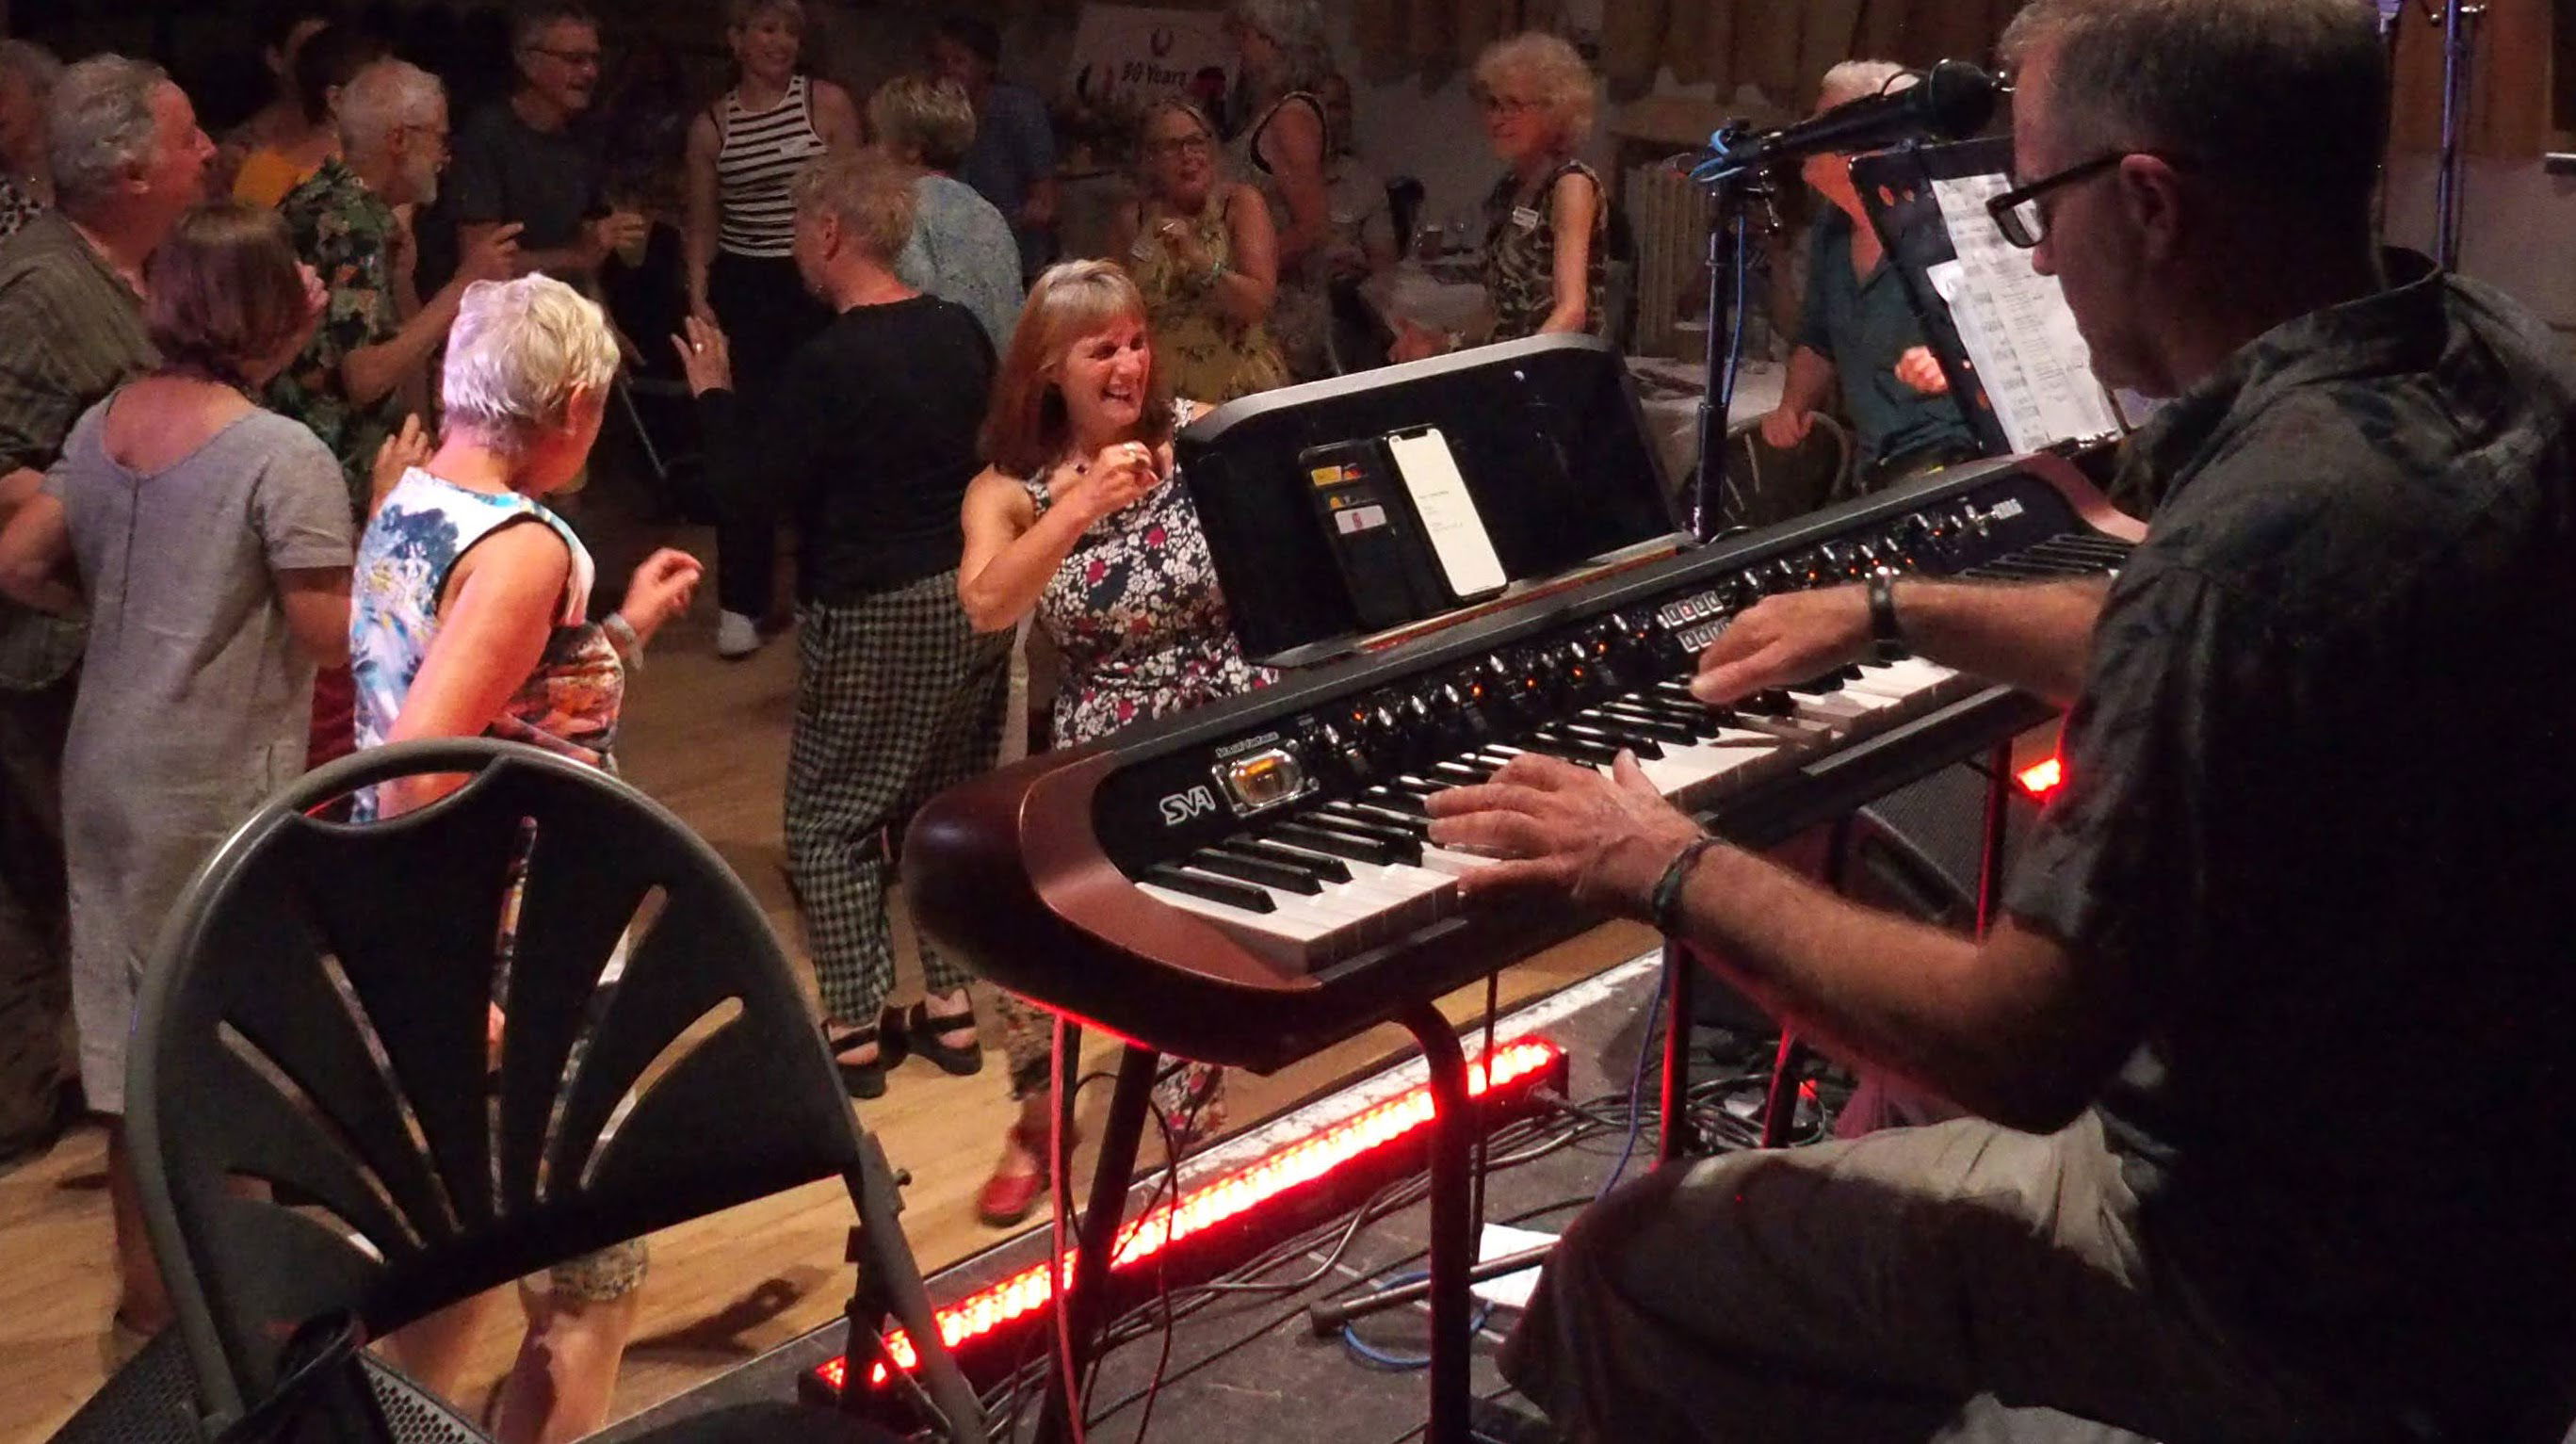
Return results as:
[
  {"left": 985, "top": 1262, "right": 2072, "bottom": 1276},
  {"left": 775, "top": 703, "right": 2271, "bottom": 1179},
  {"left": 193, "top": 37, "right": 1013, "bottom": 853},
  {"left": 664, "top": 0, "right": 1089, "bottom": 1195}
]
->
[
  {"left": 602, "top": 612, "right": 644, "bottom": 673},
  {"left": 1648, "top": 836, "right": 1723, "bottom": 936}
]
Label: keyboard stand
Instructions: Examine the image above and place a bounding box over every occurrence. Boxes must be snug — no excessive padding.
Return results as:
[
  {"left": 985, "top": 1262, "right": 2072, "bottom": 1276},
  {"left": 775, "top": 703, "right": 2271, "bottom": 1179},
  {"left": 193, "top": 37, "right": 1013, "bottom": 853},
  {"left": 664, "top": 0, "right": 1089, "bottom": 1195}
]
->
[
  {"left": 1038, "top": 1041, "right": 1158, "bottom": 1444},
  {"left": 1655, "top": 739, "right": 2023, "bottom": 1157},
  {"left": 1033, "top": 1003, "right": 1486, "bottom": 1444}
]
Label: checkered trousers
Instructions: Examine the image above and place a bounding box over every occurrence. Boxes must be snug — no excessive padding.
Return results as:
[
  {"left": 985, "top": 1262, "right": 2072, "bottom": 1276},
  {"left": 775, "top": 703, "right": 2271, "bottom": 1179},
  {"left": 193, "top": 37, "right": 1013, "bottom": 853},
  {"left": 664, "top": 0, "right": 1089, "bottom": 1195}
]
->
[{"left": 786, "top": 571, "right": 1009, "bottom": 1022}]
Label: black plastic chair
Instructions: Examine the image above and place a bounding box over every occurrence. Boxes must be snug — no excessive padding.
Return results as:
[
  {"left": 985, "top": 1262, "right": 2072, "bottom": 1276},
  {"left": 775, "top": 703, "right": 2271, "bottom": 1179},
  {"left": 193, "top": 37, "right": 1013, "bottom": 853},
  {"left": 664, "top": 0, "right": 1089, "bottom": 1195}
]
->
[
  {"left": 1708, "top": 411, "right": 1853, "bottom": 531},
  {"left": 112, "top": 738, "right": 981, "bottom": 1442}
]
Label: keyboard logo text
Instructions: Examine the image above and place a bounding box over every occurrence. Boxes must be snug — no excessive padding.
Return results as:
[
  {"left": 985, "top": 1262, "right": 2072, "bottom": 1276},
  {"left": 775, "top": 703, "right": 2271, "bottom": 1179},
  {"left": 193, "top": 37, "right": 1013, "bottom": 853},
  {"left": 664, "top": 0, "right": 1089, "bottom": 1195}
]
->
[{"left": 1159, "top": 785, "right": 1222, "bottom": 826}]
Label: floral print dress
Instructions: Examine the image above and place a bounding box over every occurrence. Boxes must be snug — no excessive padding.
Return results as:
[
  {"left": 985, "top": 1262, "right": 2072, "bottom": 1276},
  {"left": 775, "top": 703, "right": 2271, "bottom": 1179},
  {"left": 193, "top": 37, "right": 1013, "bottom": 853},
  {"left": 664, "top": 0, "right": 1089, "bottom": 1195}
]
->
[
  {"left": 1021, "top": 415, "right": 1269, "bottom": 745},
  {"left": 1128, "top": 190, "right": 1291, "bottom": 404},
  {"left": 348, "top": 469, "right": 624, "bottom": 819},
  {"left": 994, "top": 408, "right": 1270, "bottom": 1134}
]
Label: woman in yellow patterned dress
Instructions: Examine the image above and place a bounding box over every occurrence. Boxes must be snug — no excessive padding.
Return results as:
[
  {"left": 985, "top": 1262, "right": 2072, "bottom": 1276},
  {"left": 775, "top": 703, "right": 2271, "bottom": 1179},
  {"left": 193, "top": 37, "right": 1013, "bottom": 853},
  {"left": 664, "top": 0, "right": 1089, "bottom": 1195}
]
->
[{"left": 1110, "top": 98, "right": 1288, "bottom": 404}]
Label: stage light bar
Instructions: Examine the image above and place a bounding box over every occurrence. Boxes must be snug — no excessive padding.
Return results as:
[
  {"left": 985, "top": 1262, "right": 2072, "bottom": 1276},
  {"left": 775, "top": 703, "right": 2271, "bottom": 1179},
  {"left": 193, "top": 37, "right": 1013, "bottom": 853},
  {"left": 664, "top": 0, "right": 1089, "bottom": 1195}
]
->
[
  {"left": 810, "top": 1036, "right": 1564, "bottom": 1398},
  {"left": 2016, "top": 755, "right": 2063, "bottom": 798}
]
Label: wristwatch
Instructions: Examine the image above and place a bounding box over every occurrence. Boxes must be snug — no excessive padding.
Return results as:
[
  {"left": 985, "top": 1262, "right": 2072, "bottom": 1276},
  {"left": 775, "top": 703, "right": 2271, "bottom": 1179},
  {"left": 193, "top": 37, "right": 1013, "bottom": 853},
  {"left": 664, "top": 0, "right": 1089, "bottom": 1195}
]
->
[{"left": 1865, "top": 568, "right": 1907, "bottom": 662}]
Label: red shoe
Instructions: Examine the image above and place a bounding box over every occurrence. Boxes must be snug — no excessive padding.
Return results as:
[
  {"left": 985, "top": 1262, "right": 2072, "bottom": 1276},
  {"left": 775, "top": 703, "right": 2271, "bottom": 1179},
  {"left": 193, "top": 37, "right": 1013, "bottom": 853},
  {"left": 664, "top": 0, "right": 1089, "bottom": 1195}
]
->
[{"left": 976, "top": 1119, "right": 1072, "bottom": 1227}]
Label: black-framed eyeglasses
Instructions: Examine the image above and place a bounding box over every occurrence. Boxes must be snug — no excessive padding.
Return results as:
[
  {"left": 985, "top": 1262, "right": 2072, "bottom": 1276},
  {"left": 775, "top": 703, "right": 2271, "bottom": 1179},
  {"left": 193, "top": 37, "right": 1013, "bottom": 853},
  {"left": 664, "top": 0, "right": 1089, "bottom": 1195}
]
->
[{"left": 1985, "top": 151, "right": 2187, "bottom": 249}]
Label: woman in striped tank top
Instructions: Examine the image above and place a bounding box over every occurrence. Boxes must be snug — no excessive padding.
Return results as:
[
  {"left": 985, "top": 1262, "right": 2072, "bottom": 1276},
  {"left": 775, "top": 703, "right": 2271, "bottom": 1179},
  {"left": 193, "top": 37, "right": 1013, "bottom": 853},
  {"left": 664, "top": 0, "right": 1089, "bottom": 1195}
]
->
[{"left": 685, "top": 0, "right": 857, "bottom": 657}]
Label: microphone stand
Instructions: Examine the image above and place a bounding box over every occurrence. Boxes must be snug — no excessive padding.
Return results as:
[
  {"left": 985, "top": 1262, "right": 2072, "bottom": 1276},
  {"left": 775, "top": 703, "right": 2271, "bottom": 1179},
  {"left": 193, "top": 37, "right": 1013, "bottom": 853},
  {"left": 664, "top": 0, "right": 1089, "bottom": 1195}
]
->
[
  {"left": 2429, "top": 0, "right": 2483, "bottom": 270},
  {"left": 1688, "top": 130, "right": 1780, "bottom": 544}
]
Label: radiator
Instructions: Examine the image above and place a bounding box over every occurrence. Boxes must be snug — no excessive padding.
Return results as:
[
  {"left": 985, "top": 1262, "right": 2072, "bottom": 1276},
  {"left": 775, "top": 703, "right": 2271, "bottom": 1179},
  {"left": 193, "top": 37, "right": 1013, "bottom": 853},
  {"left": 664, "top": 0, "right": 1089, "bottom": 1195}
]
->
[{"left": 1625, "top": 161, "right": 1710, "bottom": 358}]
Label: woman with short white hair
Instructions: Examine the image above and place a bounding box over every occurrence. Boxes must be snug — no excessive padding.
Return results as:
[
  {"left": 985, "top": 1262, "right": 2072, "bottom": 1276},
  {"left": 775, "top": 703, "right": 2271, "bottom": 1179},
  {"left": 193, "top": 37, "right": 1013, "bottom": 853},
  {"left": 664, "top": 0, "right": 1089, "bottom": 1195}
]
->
[
  {"left": 355, "top": 274, "right": 701, "bottom": 1441},
  {"left": 351, "top": 275, "right": 700, "bottom": 814}
]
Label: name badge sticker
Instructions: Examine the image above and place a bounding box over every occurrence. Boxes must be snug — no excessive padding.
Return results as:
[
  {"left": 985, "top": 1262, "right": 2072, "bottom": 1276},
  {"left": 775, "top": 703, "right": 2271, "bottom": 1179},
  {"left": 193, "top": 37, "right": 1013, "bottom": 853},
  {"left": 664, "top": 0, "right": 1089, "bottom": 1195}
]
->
[{"left": 1511, "top": 206, "right": 1542, "bottom": 231}]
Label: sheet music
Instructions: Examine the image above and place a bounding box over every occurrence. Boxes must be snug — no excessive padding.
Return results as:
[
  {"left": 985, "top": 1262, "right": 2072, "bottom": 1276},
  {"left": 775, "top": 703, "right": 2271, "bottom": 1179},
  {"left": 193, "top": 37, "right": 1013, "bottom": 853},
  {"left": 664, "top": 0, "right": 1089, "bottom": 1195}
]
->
[{"left": 1928, "top": 174, "right": 2122, "bottom": 452}]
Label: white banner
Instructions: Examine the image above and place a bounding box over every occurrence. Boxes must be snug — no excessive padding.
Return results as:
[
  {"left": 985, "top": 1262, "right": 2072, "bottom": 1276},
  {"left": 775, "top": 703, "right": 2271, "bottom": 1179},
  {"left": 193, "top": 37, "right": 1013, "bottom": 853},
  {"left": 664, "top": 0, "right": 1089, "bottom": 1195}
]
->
[{"left": 1064, "top": 5, "right": 1236, "bottom": 120}]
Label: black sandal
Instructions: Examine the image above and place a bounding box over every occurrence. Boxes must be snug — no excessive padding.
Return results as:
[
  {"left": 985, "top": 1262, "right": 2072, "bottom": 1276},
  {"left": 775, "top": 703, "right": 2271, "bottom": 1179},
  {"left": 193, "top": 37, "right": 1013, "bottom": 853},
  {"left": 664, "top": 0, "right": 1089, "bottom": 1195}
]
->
[
  {"left": 905, "top": 1000, "right": 985, "bottom": 1077},
  {"left": 822, "top": 1019, "right": 888, "bottom": 1099}
]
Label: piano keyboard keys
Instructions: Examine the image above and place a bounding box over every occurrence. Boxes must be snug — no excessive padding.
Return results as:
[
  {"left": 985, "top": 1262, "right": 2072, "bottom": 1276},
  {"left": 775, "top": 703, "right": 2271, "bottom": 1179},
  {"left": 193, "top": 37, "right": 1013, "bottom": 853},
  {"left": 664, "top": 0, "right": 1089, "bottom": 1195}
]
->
[
  {"left": 1142, "top": 865, "right": 1275, "bottom": 913},
  {"left": 1189, "top": 848, "right": 1324, "bottom": 894},
  {"left": 1120, "top": 518, "right": 2073, "bottom": 971}
]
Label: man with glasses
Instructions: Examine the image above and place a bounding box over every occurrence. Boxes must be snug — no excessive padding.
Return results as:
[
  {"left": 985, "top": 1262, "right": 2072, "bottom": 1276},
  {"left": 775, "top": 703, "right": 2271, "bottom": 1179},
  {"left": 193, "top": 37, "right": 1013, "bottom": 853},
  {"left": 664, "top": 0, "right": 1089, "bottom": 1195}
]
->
[
  {"left": 1432, "top": 2, "right": 2576, "bottom": 1440},
  {"left": 1760, "top": 60, "right": 1983, "bottom": 491},
  {"left": 450, "top": 1, "right": 641, "bottom": 285},
  {"left": 274, "top": 59, "right": 520, "bottom": 522}
]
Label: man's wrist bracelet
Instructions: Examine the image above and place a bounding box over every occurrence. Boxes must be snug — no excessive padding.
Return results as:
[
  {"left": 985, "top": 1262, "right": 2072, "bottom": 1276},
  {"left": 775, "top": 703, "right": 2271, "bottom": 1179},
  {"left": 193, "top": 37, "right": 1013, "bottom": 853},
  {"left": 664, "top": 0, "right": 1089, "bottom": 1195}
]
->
[
  {"left": 1648, "top": 836, "right": 1723, "bottom": 935},
  {"left": 1866, "top": 568, "right": 1906, "bottom": 662}
]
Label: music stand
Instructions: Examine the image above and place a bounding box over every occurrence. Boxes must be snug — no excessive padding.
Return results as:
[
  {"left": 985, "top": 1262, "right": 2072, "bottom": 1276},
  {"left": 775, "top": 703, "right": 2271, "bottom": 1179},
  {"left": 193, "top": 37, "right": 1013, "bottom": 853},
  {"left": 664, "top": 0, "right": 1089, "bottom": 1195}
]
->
[
  {"left": 1177, "top": 334, "right": 1683, "bottom": 669},
  {"left": 1851, "top": 138, "right": 2127, "bottom": 459}
]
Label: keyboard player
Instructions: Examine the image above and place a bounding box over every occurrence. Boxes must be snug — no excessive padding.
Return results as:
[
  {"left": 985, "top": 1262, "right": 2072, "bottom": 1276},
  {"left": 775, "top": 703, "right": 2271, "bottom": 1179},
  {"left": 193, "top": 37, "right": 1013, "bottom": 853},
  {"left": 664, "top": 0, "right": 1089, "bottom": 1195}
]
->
[{"left": 1425, "top": 3, "right": 2576, "bottom": 1440}]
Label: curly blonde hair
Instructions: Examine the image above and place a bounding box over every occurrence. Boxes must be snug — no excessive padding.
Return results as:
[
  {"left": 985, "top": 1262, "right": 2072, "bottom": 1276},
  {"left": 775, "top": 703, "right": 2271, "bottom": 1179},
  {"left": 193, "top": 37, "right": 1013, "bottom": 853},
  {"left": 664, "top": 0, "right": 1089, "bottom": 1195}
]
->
[{"left": 1472, "top": 33, "right": 1597, "bottom": 148}]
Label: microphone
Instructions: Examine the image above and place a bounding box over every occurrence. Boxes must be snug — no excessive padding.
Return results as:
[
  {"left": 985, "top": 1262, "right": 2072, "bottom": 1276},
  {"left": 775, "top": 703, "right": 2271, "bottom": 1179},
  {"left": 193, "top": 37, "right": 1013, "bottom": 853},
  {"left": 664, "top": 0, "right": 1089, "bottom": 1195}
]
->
[{"left": 1691, "top": 60, "right": 2001, "bottom": 183}]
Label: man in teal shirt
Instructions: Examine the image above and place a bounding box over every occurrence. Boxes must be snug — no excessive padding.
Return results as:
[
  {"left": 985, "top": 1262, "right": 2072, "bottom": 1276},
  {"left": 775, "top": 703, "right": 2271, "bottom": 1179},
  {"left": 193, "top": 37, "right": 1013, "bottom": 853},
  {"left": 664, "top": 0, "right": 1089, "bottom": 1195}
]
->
[{"left": 1760, "top": 60, "right": 1982, "bottom": 488}]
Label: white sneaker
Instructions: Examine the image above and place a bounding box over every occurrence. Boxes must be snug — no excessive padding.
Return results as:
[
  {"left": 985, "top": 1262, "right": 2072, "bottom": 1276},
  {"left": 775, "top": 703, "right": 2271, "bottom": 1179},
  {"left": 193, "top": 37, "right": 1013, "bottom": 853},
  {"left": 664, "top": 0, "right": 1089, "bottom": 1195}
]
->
[{"left": 716, "top": 610, "right": 761, "bottom": 658}]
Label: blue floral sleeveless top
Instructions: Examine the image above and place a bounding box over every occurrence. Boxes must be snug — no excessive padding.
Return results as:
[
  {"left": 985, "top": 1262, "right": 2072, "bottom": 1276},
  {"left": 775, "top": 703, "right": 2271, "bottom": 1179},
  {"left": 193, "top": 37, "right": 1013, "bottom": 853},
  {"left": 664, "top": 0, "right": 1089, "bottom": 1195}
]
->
[{"left": 349, "top": 469, "right": 622, "bottom": 818}]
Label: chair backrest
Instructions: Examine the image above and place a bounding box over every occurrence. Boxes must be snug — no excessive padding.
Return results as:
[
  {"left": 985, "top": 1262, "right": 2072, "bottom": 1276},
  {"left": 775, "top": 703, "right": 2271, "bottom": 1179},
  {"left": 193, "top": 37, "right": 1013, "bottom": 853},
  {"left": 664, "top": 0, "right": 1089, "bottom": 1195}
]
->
[
  {"left": 124, "top": 740, "right": 972, "bottom": 1433},
  {"left": 1711, "top": 411, "right": 1853, "bottom": 531}
]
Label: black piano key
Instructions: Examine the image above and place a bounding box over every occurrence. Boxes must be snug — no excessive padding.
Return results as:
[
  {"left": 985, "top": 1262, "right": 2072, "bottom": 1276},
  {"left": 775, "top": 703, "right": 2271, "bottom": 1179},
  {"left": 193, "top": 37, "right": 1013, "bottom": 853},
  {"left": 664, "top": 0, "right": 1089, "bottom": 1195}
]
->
[
  {"left": 1528, "top": 731, "right": 1622, "bottom": 767},
  {"left": 1272, "top": 822, "right": 1403, "bottom": 867},
  {"left": 1429, "top": 761, "right": 1488, "bottom": 786},
  {"left": 1143, "top": 865, "right": 1277, "bottom": 913},
  {"left": 1320, "top": 800, "right": 1429, "bottom": 839},
  {"left": 1612, "top": 698, "right": 1728, "bottom": 737},
  {"left": 1789, "top": 673, "right": 1844, "bottom": 693},
  {"left": 1304, "top": 809, "right": 1428, "bottom": 862},
  {"left": 1562, "top": 720, "right": 1665, "bottom": 759},
  {"left": 1364, "top": 786, "right": 1430, "bottom": 817},
  {"left": 1226, "top": 838, "right": 1351, "bottom": 884},
  {"left": 1189, "top": 849, "right": 1323, "bottom": 894},
  {"left": 1387, "top": 775, "right": 1442, "bottom": 799},
  {"left": 1585, "top": 708, "right": 1696, "bottom": 746}
]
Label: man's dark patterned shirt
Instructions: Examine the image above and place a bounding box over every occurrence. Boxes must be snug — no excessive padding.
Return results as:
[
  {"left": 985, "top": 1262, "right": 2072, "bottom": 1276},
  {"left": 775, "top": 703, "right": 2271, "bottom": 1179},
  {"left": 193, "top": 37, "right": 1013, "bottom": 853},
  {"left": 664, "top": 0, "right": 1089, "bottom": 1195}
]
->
[
  {"left": 2003, "top": 251, "right": 2576, "bottom": 1407},
  {"left": 269, "top": 157, "right": 403, "bottom": 518},
  {"left": 0, "top": 211, "right": 153, "bottom": 690}
]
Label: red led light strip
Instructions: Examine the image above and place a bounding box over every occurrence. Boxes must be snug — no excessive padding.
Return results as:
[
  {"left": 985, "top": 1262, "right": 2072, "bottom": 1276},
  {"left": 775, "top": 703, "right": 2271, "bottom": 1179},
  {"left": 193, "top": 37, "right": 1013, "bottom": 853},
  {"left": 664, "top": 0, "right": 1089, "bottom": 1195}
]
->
[
  {"left": 812, "top": 1037, "right": 1563, "bottom": 1395},
  {"left": 2016, "top": 756, "right": 2063, "bottom": 797}
]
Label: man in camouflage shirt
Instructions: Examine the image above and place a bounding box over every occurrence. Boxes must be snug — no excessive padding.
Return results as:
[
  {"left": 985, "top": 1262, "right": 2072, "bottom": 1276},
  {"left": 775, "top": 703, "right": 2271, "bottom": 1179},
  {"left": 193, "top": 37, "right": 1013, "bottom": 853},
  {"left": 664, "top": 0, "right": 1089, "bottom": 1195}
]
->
[
  {"left": 1429, "top": 2, "right": 2576, "bottom": 1441},
  {"left": 272, "top": 59, "right": 520, "bottom": 516}
]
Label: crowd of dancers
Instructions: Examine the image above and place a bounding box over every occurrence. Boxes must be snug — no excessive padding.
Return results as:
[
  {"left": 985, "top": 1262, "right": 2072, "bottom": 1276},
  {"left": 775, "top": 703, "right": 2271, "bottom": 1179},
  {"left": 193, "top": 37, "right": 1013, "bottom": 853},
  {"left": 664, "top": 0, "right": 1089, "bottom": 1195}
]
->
[{"left": 0, "top": 1, "right": 1621, "bottom": 1436}]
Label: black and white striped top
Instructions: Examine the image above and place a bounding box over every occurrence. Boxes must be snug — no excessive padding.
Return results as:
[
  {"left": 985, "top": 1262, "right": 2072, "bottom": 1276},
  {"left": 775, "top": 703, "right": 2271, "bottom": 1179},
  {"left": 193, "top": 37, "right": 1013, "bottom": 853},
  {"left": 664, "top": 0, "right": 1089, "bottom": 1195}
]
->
[{"left": 716, "top": 75, "right": 828, "bottom": 258}]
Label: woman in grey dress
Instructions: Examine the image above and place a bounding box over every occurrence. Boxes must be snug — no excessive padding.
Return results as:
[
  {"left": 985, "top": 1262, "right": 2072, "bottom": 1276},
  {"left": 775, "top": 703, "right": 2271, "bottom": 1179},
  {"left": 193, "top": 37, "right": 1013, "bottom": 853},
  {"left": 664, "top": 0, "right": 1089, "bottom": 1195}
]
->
[{"left": 0, "top": 202, "right": 350, "bottom": 1339}]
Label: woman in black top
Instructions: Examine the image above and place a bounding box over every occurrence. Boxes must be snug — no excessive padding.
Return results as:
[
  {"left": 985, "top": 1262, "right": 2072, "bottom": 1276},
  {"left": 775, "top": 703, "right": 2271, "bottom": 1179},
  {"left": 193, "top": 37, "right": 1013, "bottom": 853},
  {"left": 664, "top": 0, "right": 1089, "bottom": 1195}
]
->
[{"left": 674, "top": 152, "right": 1007, "bottom": 1101}]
